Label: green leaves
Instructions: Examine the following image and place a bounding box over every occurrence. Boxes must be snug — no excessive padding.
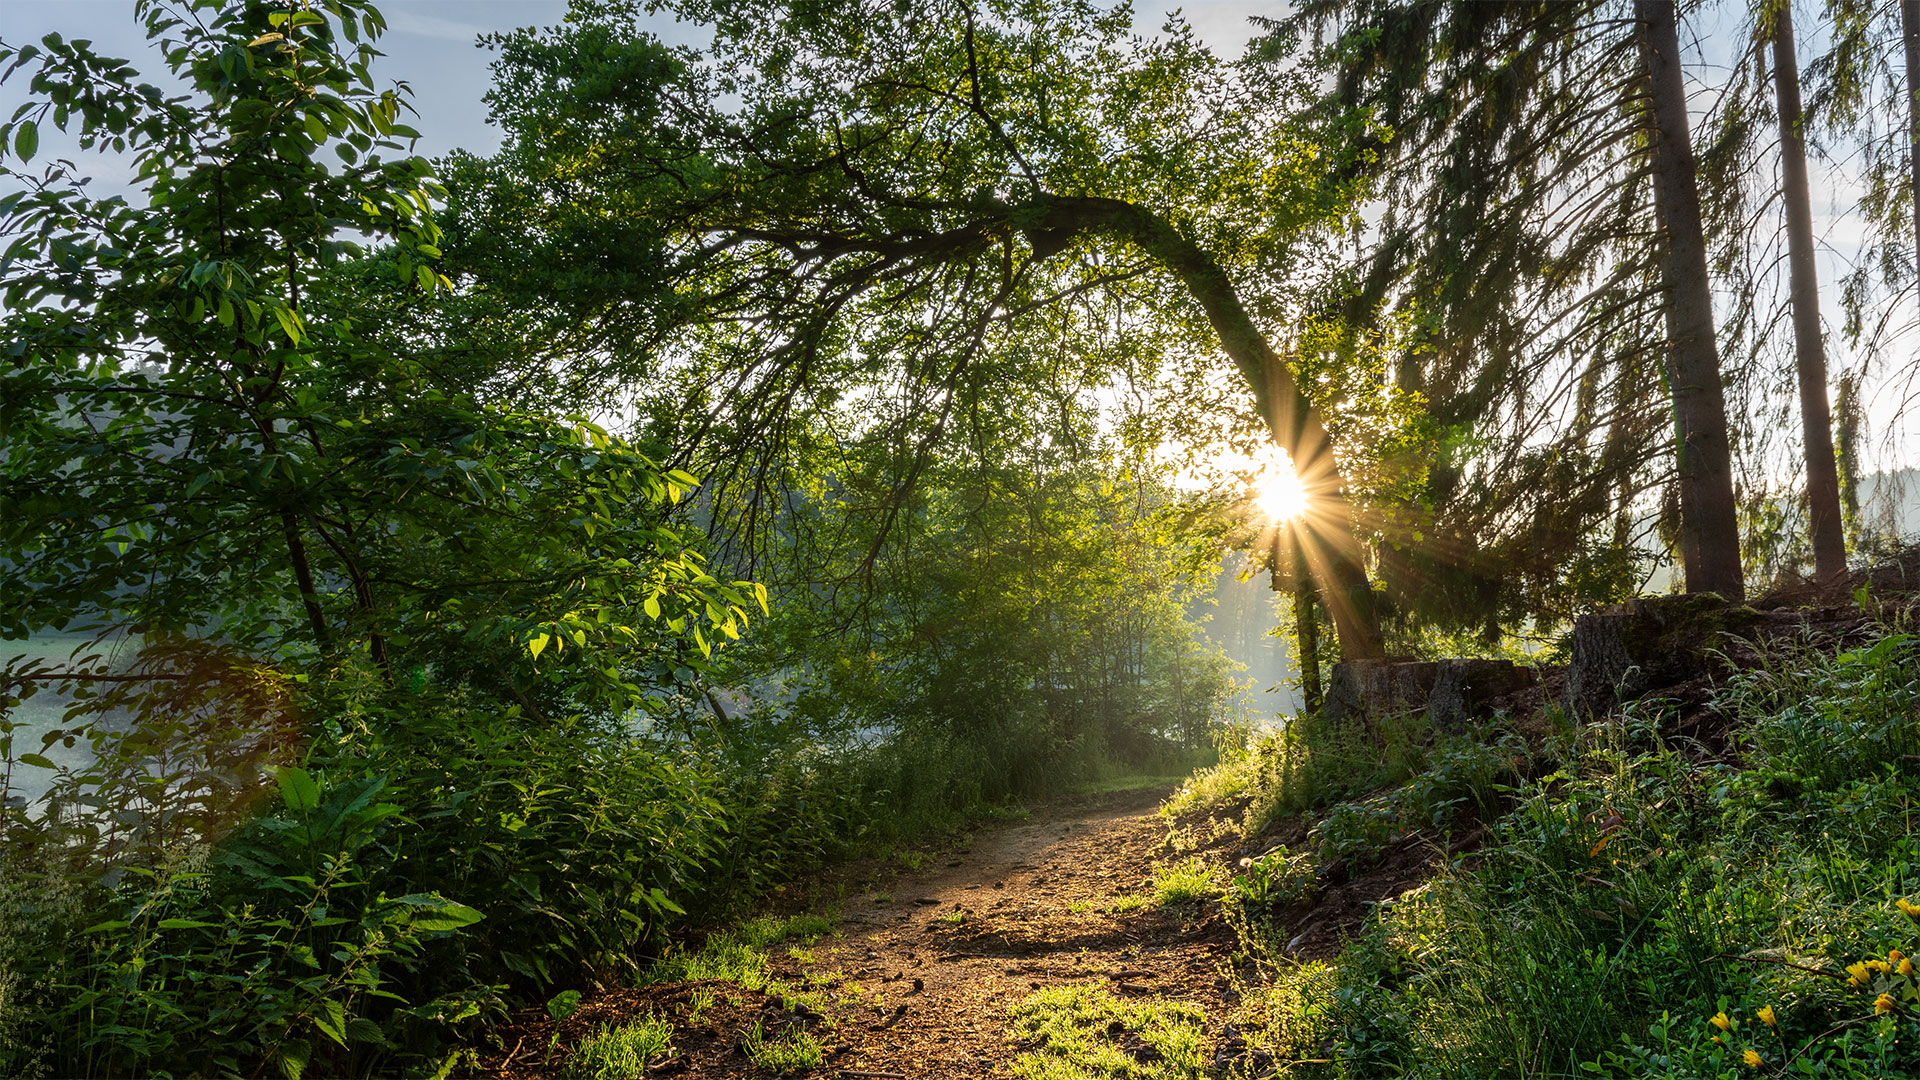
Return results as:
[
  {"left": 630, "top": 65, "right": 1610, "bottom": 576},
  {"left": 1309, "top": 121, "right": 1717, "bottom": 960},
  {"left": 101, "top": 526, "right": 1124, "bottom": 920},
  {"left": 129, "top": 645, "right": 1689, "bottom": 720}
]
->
[
  {"left": 277, "top": 766, "right": 321, "bottom": 813},
  {"left": 376, "top": 893, "right": 485, "bottom": 932}
]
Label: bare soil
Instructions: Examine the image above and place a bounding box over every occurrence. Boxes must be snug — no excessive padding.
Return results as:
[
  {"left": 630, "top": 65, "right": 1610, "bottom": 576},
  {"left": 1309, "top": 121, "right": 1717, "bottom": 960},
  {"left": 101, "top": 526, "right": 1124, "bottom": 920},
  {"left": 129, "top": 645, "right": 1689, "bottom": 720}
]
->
[{"left": 475, "top": 785, "right": 1258, "bottom": 1079}]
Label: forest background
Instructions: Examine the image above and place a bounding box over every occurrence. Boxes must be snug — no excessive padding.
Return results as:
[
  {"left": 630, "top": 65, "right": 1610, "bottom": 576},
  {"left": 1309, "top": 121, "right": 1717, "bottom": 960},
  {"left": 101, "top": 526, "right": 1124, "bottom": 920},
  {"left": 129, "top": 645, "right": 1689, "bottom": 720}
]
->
[{"left": 6, "top": 0, "right": 1920, "bottom": 1077}]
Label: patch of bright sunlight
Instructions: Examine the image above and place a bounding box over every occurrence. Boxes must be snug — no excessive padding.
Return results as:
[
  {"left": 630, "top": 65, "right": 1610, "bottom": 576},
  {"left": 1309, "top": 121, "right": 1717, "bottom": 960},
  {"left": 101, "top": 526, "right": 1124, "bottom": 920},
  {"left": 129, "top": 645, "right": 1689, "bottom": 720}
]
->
[{"left": 1008, "top": 983, "right": 1207, "bottom": 1079}]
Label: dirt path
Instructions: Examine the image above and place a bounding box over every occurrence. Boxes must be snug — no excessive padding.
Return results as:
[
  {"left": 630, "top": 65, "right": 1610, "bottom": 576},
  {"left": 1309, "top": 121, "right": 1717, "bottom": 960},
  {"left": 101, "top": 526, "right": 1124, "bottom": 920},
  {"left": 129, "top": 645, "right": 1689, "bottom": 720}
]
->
[{"left": 483, "top": 785, "right": 1242, "bottom": 1079}]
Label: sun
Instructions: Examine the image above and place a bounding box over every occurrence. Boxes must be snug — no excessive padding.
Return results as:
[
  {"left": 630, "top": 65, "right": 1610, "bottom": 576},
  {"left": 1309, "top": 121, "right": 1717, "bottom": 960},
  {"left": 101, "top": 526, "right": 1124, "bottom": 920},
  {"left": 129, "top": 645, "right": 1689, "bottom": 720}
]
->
[{"left": 1254, "top": 453, "right": 1310, "bottom": 523}]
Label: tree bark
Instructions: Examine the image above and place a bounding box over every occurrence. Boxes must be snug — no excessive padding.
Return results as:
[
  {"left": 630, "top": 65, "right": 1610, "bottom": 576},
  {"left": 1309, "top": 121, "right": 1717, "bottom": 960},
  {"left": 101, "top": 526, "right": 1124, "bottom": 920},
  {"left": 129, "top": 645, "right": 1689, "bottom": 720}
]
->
[
  {"left": 1903, "top": 2, "right": 1920, "bottom": 282},
  {"left": 1292, "top": 527, "right": 1324, "bottom": 712},
  {"left": 278, "top": 509, "right": 331, "bottom": 649},
  {"left": 1771, "top": 0, "right": 1848, "bottom": 581},
  {"left": 1039, "top": 194, "right": 1387, "bottom": 659},
  {"left": 1270, "top": 526, "right": 1323, "bottom": 713},
  {"left": 1637, "top": 0, "right": 1746, "bottom": 600}
]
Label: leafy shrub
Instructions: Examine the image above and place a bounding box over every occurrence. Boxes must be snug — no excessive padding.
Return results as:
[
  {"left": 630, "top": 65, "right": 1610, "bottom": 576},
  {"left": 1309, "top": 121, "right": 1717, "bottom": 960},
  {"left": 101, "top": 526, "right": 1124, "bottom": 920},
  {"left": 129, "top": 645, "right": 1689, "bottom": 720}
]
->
[
  {"left": 1310, "top": 799, "right": 1404, "bottom": 871},
  {"left": 1397, "top": 734, "right": 1525, "bottom": 828},
  {"left": 3, "top": 767, "right": 490, "bottom": 1080}
]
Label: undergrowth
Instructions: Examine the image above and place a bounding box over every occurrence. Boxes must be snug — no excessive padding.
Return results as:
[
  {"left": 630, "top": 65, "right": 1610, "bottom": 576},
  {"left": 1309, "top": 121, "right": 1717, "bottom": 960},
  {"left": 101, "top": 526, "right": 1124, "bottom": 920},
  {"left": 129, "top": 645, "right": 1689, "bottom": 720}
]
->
[{"left": 1203, "top": 624, "right": 1920, "bottom": 1078}]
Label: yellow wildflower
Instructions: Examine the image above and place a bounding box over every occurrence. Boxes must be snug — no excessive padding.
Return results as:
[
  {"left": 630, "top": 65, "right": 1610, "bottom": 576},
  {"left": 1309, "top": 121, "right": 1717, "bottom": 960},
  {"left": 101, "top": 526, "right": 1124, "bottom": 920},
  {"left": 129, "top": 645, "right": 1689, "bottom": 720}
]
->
[
  {"left": 1901, "top": 957, "right": 1915, "bottom": 977},
  {"left": 1756, "top": 1005, "right": 1777, "bottom": 1027},
  {"left": 1892, "top": 948, "right": 1906, "bottom": 963},
  {"left": 1870, "top": 959, "right": 1892, "bottom": 974},
  {"left": 1710, "top": 1011, "right": 1732, "bottom": 1031},
  {"left": 1848, "top": 961, "right": 1873, "bottom": 986},
  {"left": 1711, "top": 1034, "right": 1723, "bottom": 1045},
  {"left": 1876, "top": 993, "right": 1896, "bottom": 1016},
  {"left": 1899, "top": 897, "right": 1920, "bottom": 921},
  {"left": 1743, "top": 1049, "right": 1763, "bottom": 1067}
]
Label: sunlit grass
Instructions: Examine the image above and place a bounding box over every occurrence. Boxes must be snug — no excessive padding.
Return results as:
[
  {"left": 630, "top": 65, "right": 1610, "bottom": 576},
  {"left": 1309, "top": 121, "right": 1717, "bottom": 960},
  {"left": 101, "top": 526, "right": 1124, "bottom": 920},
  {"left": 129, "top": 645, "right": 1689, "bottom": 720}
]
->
[
  {"left": 564, "top": 1013, "right": 673, "bottom": 1080},
  {"left": 639, "top": 913, "right": 836, "bottom": 989},
  {"left": 1151, "top": 858, "right": 1217, "bottom": 906},
  {"left": 1008, "top": 984, "right": 1207, "bottom": 1079},
  {"left": 741, "top": 1018, "right": 824, "bottom": 1073}
]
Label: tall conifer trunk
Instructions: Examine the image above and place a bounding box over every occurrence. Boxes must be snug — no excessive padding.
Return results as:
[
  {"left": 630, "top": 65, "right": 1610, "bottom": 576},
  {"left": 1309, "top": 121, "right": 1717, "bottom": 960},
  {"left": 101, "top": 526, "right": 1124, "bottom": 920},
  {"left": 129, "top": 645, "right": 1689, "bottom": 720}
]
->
[
  {"left": 1904, "top": 2, "right": 1920, "bottom": 277},
  {"left": 1771, "top": 0, "right": 1848, "bottom": 580},
  {"left": 1637, "top": 0, "right": 1746, "bottom": 600}
]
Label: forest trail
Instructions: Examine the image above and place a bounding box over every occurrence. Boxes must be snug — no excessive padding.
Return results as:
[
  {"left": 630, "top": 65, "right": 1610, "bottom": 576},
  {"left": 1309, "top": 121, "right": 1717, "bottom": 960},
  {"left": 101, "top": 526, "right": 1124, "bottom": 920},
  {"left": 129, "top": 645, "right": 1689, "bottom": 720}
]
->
[{"left": 486, "top": 784, "right": 1244, "bottom": 1079}]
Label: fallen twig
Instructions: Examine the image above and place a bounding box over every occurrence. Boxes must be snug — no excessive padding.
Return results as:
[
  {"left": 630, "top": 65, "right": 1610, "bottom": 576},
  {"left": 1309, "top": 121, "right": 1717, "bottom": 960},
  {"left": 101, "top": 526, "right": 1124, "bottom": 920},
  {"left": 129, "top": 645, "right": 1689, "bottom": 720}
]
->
[{"left": 1706, "top": 952, "right": 1847, "bottom": 983}]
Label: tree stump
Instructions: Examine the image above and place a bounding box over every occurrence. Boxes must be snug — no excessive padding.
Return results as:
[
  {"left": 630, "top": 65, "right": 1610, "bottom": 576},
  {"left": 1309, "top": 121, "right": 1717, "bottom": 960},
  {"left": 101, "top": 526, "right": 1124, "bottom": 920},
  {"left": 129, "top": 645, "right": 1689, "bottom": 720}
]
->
[
  {"left": 1428, "top": 659, "right": 1537, "bottom": 734},
  {"left": 1324, "top": 660, "right": 1439, "bottom": 730},
  {"left": 1562, "top": 594, "right": 1758, "bottom": 718}
]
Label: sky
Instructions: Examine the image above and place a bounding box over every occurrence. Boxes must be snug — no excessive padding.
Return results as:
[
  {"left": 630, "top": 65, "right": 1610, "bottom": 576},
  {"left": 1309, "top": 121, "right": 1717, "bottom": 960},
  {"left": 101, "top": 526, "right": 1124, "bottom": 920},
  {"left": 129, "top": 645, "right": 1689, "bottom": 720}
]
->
[{"left": 0, "top": 1, "right": 1282, "bottom": 164}]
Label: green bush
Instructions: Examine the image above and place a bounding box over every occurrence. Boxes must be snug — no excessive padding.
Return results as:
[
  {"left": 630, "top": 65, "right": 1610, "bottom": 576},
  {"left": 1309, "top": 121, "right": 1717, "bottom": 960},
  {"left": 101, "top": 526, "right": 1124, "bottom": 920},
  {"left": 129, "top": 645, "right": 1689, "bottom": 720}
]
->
[
  {"left": 2, "top": 768, "right": 491, "bottom": 1080},
  {"left": 1721, "top": 633, "right": 1920, "bottom": 792},
  {"left": 1310, "top": 799, "right": 1404, "bottom": 872}
]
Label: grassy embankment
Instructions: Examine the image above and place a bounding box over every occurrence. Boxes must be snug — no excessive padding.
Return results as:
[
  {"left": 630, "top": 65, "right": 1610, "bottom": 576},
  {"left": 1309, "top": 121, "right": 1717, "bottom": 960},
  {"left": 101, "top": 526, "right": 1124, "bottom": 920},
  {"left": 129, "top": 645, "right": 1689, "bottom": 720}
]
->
[{"left": 1170, "top": 613, "right": 1920, "bottom": 1078}]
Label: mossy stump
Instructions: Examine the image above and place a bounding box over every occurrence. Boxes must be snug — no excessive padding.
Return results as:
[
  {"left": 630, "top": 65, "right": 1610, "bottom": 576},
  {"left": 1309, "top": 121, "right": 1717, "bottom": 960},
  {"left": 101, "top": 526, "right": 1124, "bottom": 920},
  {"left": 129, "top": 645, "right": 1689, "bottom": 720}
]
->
[
  {"left": 1324, "top": 660, "right": 1439, "bottom": 730},
  {"left": 1562, "top": 593, "right": 1761, "bottom": 718},
  {"left": 1324, "top": 658, "right": 1535, "bottom": 733},
  {"left": 1428, "top": 659, "right": 1536, "bottom": 734}
]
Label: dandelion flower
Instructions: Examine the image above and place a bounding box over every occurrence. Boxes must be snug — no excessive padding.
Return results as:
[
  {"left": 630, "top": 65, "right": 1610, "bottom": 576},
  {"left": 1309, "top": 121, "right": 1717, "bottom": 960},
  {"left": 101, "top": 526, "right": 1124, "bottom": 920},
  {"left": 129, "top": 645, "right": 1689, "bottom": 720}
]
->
[
  {"left": 1848, "top": 961, "right": 1873, "bottom": 986},
  {"left": 1870, "top": 959, "right": 1892, "bottom": 974},
  {"left": 1756, "top": 1005, "right": 1776, "bottom": 1027},
  {"left": 1712, "top": 1034, "right": 1724, "bottom": 1045},
  {"left": 1892, "top": 948, "right": 1906, "bottom": 963},
  {"left": 1898, "top": 897, "right": 1920, "bottom": 921},
  {"left": 1743, "top": 1049, "right": 1763, "bottom": 1067},
  {"left": 1901, "top": 957, "right": 1915, "bottom": 977},
  {"left": 1711, "top": 1011, "right": 1732, "bottom": 1031},
  {"left": 1876, "top": 993, "right": 1896, "bottom": 1016}
]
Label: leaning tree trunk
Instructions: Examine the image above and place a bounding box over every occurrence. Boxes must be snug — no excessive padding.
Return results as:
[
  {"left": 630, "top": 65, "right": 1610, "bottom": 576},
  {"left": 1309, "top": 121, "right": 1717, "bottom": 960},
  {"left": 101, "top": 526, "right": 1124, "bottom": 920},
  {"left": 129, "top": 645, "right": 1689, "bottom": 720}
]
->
[
  {"left": 1051, "top": 194, "right": 1388, "bottom": 660},
  {"left": 1637, "top": 0, "right": 1747, "bottom": 600},
  {"left": 1772, "top": 0, "right": 1848, "bottom": 581}
]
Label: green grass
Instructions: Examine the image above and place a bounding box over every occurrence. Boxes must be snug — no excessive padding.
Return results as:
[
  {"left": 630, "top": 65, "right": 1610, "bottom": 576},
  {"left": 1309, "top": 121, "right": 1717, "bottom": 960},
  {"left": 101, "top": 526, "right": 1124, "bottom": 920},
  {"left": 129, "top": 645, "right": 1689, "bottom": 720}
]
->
[
  {"left": 564, "top": 1013, "right": 673, "bottom": 1080},
  {"left": 640, "top": 913, "right": 835, "bottom": 990},
  {"left": 1007, "top": 984, "right": 1208, "bottom": 1079},
  {"left": 1072, "top": 772, "right": 1195, "bottom": 796},
  {"left": 741, "top": 1018, "right": 824, "bottom": 1073},
  {"left": 1209, "top": 625, "right": 1920, "bottom": 1079},
  {"left": 1159, "top": 753, "right": 1261, "bottom": 819},
  {"left": 1149, "top": 858, "right": 1216, "bottom": 907}
]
